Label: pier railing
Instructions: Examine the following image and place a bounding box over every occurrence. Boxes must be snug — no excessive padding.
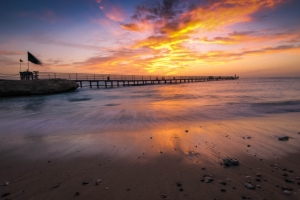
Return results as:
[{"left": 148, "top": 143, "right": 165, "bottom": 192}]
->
[{"left": 0, "top": 72, "right": 237, "bottom": 81}]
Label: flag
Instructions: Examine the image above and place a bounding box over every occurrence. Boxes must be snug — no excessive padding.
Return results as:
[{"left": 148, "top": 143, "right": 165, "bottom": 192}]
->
[
  {"left": 28, "top": 51, "right": 42, "bottom": 65},
  {"left": 20, "top": 59, "right": 23, "bottom": 62}
]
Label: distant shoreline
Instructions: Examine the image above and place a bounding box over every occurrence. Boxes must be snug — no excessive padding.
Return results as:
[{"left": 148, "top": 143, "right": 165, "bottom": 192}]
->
[{"left": 0, "top": 79, "right": 79, "bottom": 97}]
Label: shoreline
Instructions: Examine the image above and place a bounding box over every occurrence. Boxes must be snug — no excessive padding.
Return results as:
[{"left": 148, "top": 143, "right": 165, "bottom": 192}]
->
[{"left": 0, "top": 113, "right": 300, "bottom": 199}]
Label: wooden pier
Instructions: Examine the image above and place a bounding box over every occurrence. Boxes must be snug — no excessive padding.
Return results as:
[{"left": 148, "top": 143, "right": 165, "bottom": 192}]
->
[
  {"left": 0, "top": 73, "right": 239, "bottom": 88},
  {"left": 69, "top": 74, "right": 239, "bottom": 88}
]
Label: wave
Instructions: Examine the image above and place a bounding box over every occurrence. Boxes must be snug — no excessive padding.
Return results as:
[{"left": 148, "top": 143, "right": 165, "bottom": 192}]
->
[{"left": 252, "top": 100, "right": 300, "bottom": 107}]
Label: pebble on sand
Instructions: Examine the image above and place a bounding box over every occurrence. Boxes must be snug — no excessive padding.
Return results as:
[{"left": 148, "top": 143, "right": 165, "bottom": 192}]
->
[
  {"left": 82, "top": 181, "right": 89, "bottom": 185},
  {"left": 201, "top": 175, "right": 214, "bottom": 183},
  {"left": 278, "top": 136, "right": 289, "bottom": 141},
  {"left": 223, "top": 158, "right": 239, "bottom": 167},
  {"left": 4, "top": 182, "right": 9, "bottom": 186},
  {"left": 1, "top": 193, "right": 11, "bottom": 197},
  {"left": 284, "top": 190, "right": 291, "bottom": 195},
  {"left": 96, "top": 179, "right": 102, "bottom": 185},
  {"left": 245, "top": 183, "right": 255, "bottom": 190},
  {"left": 219, "top": 180, "right": 226, "bottom": 185}
]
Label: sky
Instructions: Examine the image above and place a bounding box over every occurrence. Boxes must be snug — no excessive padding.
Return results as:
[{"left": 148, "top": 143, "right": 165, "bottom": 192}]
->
[{"left": 1, "top": 0, "right": 300, "bottom": 77}]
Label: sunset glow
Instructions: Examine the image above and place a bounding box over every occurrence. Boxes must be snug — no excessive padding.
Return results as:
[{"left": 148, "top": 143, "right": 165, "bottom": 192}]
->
[{"left": 1, "top": 0, "right": 300, "bottom": 77}]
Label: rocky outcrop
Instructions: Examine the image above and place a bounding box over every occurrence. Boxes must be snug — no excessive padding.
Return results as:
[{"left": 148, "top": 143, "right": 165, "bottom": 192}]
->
[{"left": 0, "top": 79, "right": 79, "bottom": 97}]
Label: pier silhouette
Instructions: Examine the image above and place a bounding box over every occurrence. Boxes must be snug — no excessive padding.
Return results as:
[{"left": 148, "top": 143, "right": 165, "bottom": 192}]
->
[{"left": 0, "top": 72, "right": 239, "bottom": 88}]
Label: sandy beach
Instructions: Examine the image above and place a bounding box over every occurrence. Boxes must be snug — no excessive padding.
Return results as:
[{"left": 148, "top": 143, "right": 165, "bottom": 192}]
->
[{"left": 1, "top": 112, "right": 300, "bottom": 200}]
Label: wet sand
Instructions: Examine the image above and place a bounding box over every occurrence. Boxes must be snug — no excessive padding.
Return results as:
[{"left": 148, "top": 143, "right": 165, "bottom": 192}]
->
[{"left": 1, "top": 113, "right": 300, "bottom": 199}]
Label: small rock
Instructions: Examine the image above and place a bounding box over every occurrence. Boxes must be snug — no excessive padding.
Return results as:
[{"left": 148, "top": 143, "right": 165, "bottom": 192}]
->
[
  {"left": 281, "top": 186, "right": 293, "bottom": 190},
  {"left": 219, "top": 180, "right": 226, "bottom": 185},
  {"left": 284, "top": 190, "right": 291, "bottom": 195},
  {"left": 75, "top": 192, "right": 80, "bottom": 196},
  {"left": 245, "top": 183, "right": 255, "bottom": 190},
  {"left": 295, "top": 177, "right": 300, "bottom": 180},
  {"left": 51, "top": 184, "right": 60, "bottom": 189},
  {"left": 201, "top": 167, "right": 206, "bottom": 170},
  {"left": 185, "top": 130, "right": 188, "bottom": 133},
  {"left": 82, "top": 181, "right": 89, "bottom": 185},
  {"left": 221, "top": 189, "right": 226, "bottom": 192},
  {"left": 247, "top": 136, "right": 251, "bottom": 139},
  {"left": 288, "top": 170, "right": 293, "bottom": 173},
  {"left": 256, "top": 179, "right": 261, "bottom": 182},
  {"left": 176, "top": 182, "right": 182, "bottom": 187},
  {"left": 4, "top": 182, "right": 9, "bottom": 186},
  {"left": 223, "top": 158, "right": 239, "bottom": 167},
  {"left": 179, "top": 188, "right": 183, "bottom": 191},
  {"left": 202, "top": 176, "right": 214, "bottom": 183},
  {"left": 278, "top": 136, "right": 289, "bottom": 141},
  {"left": 285, "top": 178, "right": 294, "bottom": 183},
  {"left": 96, "top": 179, "right": 102, "bottom": 185},
  {"left": 1, "top": 193, "right": 11, "bottom": 197},
  {"left": 126, "top": 188, "right": 131, "bottom": 191},
  {"left": 150, "top": 137, "right": 152, "bottom": 139},
  {"left": 161, "top": 194, "right": 167, "bottom": 198},
  {"left": 105, "top": 187, "right": 109, "bottom": 190},
  {"left": 256, "top": 185, "right": 261, "bottom": 188},
  {"left": 256, "top": 173, "right": 261, "bottom": 177},
  {"left": 247, "top": 145, "right": 250, "bottom": 147}
]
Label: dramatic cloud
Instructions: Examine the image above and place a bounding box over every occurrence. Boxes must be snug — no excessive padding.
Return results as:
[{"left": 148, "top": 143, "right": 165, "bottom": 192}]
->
[
  {"left": 2, "top": 0, "right": 298, "bottom": 76},
  {"left": 96, "top": 0, "right": 298, "bottom": 75}
]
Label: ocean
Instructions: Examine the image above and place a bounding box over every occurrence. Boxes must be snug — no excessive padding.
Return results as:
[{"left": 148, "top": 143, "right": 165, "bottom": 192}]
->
[{"left": 0, "top": 77, "right": 300, "bottom": 137}]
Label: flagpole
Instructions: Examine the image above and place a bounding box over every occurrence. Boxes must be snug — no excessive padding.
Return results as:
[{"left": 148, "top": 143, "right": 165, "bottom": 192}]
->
[
  {"left": 20, "top": 61, "right": 21, "bottom": 72},
  {"left": 28, "top": 61, "right": 29, "bottom": 71}
]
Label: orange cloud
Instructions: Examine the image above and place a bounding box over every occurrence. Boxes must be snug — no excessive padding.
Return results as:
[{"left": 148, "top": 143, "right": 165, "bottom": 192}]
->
[
  {"left": 166, "top": 0, "right": 285, "bottom": 37},
  {"left": 201, "top": 31, "right": 300, "bottom": 45}
]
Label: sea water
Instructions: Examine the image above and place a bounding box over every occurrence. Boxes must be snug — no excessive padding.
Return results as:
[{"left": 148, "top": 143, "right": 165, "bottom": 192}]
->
[{"left": 0, "top": 78, "right": 300, "bottom": 136}]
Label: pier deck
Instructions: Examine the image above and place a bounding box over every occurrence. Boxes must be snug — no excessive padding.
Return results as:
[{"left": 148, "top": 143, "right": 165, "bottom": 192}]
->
[{"left": 0, "top": 72, "right": 239, "bottom": 88}]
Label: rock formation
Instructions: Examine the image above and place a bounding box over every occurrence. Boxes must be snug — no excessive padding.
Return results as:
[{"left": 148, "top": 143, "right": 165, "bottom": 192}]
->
[{"left": 0, "top": 79, "right": 79, "bottom": 97}]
